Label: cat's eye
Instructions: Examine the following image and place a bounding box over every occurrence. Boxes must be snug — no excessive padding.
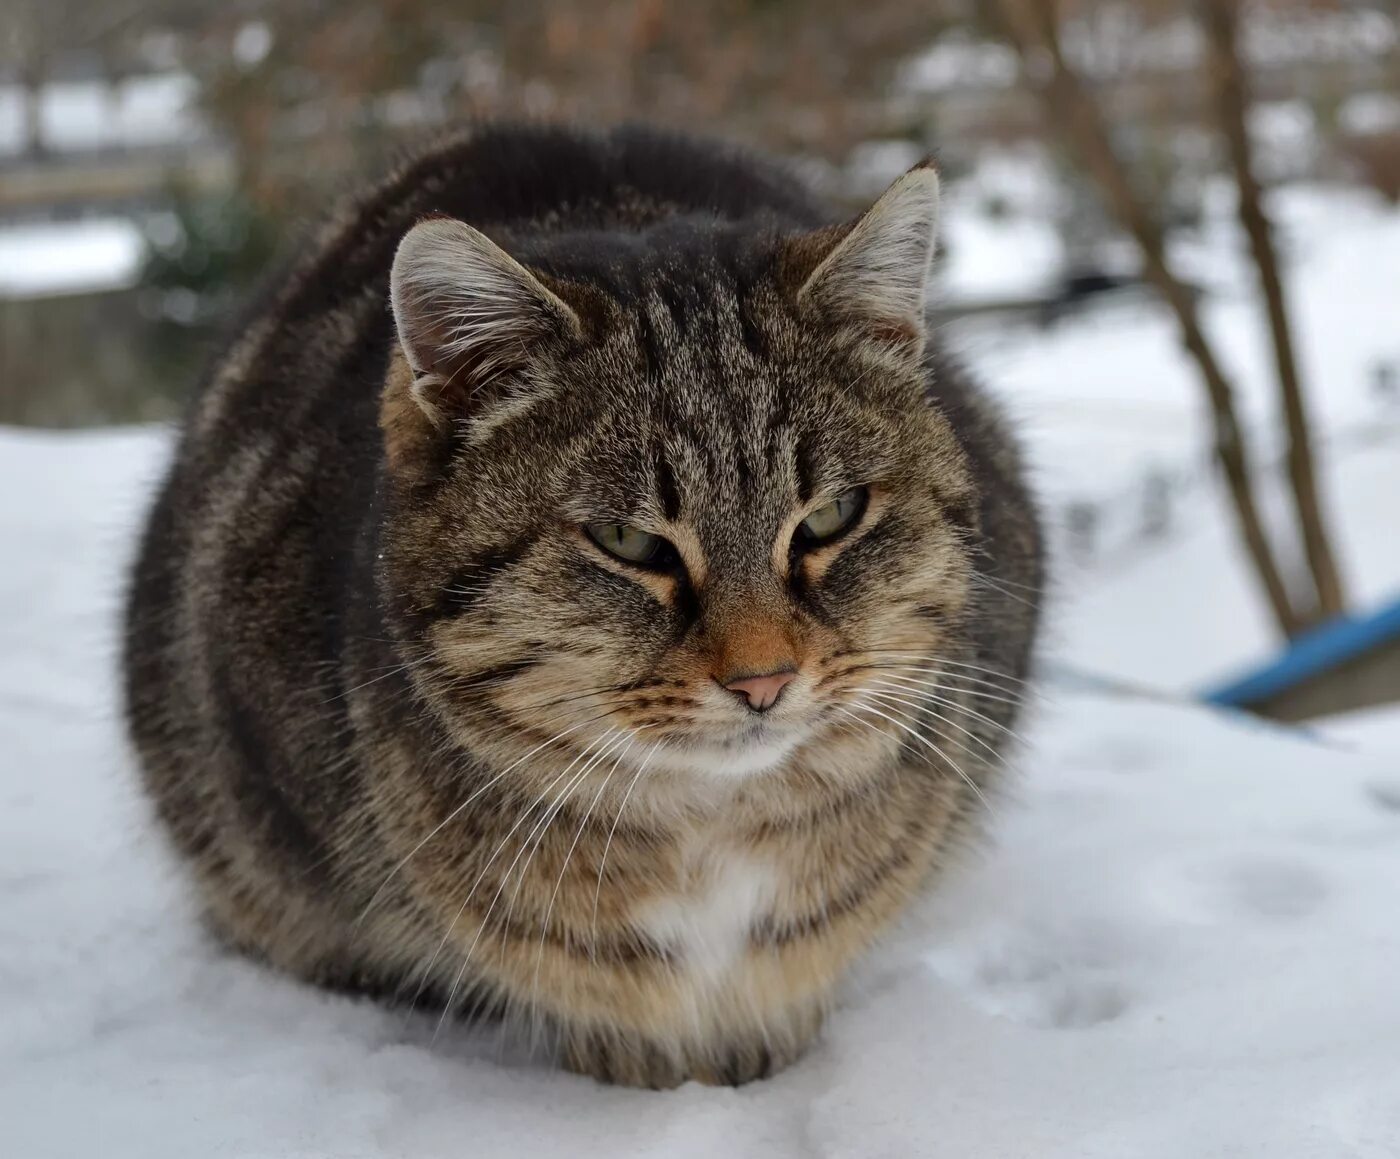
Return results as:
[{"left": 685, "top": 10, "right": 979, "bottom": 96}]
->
[
  {"left": 585, "top": 522, "right": 675, "bottom": 568},
  {"left": 796, "top": 486, "right": 868, "bottom": 546}
]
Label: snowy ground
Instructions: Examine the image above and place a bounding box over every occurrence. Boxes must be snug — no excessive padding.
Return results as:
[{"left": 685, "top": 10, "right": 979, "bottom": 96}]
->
[
  {"left": 0, "top": 218, "right": 145, "bottom": 300},
  {"left": 3, "top": 174, "right": 1400, "bottom": 1154},
  {"left": 2, "top": 427, "right": 1398, "bottom": 1157}
]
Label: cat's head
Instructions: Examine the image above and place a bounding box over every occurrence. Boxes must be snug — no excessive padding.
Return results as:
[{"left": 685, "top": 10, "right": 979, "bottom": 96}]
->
[{"left": 379, "top": 162, "right": 977, "bottom": 779}]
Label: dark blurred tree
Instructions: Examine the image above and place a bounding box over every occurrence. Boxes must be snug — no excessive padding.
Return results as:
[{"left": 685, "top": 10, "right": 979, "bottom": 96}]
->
[
  {"left": 116, "top": 0, "right": 966, "bottom": 217},
  {"left": 1200, "top": 0, "right": 1346, "bottom": 620},
  {"left": 2, "top": 0, "right": 168, "bottom": 155},
  {"left": 137, "top": 184, "right": 281, "bottom": 366},
  {"left": 989, "top": 0, "right": 1355, "bottom": 636}
]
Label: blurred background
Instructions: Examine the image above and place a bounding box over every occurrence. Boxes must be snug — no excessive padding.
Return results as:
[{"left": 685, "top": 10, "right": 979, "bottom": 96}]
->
[{"left": 2, "top": 0, "right": 1398, "bottom": 722}]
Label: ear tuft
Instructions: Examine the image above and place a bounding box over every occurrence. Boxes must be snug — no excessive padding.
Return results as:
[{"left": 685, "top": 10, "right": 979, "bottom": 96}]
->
[
  {"left": 797, "top": 161, "right": 941, "bottom": 348},
  {"left": 389, "top": 218, "right": 580, "bottom": 427}
]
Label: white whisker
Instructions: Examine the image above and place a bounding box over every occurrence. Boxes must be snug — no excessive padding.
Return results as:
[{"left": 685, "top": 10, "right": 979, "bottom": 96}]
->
[
  {"left": 492, "top": 732, "right": 628, "bottom": 984},
  {"left": 971, "top": 572, "right": 1041, "bottom": 609},
  {"left": 427, "top": 730, "right": 623, "bottom": 1037},
  {"left": 324, "top": 659, "right": 422, "bottom": 704},
  {"left": 590, "top": 739, "right": 662, "bottom": 961},
  {"left": 861, "top": 685, "right": 1003, "bottom": 762},
  {"left": 354, "top": 713, "right": 604, "bottom": 931},
  {"left": 842, "top": 698, "right": 998, "bottom": 820},
  {"left": 873, "top": 668, "right": 1028, "bottom": 709},
  {"left": 865, "top": 675, "right": 1032, "bottom": 746},
  {"left": 528, "top": 730, "right": 645, "bottom": 1041},
  {"left": 853, "top": 654, "right": 1035, "bottom": 698},
  {"left": 404, "top": 728, "right": 617, "bottom": 1026}
]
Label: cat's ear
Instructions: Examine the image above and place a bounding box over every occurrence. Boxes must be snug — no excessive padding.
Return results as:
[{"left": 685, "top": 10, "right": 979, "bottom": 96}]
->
[
  {"left": 796, "top": 160, "right": 940, "bottom": 352},
  {"left": 389, "top": 217, "right": 581, "bottom": 431}
]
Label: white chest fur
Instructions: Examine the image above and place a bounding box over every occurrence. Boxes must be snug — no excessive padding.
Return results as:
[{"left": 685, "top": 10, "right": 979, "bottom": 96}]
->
[{"left": 634, "top": 850, "right": 779, "bottom": 986}]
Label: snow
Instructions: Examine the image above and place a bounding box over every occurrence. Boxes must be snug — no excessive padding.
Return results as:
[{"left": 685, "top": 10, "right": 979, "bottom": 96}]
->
[
  {"left": 938, "top": 209, "right": 1062, "bottom": 303},
  {"left": 0, "top": 218, "right": 145, "bottom": 299},
  {"left": 900, "top": 10, "right": 1397, "bottom": 95},
  {"left": 898, "top": 35, "right": 1018, "bottom": 95},
  {"left": 0, "top": 73, "right": 200, "bottom": 158},
  {"left": 1340, "top": 92, "right": 1400, "bottom": 137},
  {"left": 1053, "top": 430, "right": 1400, "bottom": 692},
  {"left": 3, "top": 172, "right": 1400, "bottom": 1154}
]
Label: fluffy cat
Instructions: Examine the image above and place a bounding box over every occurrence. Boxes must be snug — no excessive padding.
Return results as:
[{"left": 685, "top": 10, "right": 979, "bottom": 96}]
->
[{"left": 124, "top": 123, "right": 1042, "bottom": 1088}]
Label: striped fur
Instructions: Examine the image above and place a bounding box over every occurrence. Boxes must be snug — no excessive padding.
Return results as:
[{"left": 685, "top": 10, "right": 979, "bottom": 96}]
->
[{"left": 123, "top": 123, "right": 1043, "bottom": 1088}]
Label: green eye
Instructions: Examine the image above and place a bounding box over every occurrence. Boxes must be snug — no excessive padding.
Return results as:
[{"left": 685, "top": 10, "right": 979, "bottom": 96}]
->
[
  {"left": 585, "top": 522, "right": 674, "bottom": 567},
  {"left": 797, "top": 486, "right": 868, "bottom": 545}
]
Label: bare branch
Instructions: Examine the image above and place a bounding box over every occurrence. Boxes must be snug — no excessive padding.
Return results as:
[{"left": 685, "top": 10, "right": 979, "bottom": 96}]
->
[
  {"left": 991, "top": 0, "right": 1305, "bottom": 636},
  {"left": 1199, "top": 0, "right": 1346, "bottom": 621}
]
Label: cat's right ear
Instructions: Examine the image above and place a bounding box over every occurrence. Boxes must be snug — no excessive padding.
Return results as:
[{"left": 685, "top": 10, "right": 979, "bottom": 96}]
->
[
  {"left": 792, "top": 161, "right": 940, "bottom": 358},
  {"left": 387, "top": 217, "right": 581, "bottom": 436}
]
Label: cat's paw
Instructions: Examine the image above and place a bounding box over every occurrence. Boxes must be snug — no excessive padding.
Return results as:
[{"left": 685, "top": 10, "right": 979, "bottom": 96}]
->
[
  {"left": 687, "top": 1035, "right": 806, "bottom": 1087},
  {"left": 562, "top": 1024, "right": 816, "bottom": 1089},
  {"left": 562, "top": 1032, "right": 688, "bottom": 1089}
]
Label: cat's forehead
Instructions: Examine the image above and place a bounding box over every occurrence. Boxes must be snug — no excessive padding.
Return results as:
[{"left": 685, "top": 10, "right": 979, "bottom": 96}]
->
[
  {"left": 518, "top": 227, "right": 921, "bottom": 518},
  {"left": 569, "top": 361, "right": 894, "bottom": 526}
]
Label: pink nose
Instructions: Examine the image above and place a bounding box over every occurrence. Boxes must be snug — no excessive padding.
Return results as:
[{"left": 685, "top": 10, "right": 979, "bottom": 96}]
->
[{"left": 724, "top": 669, "right": 796, "bottom": 713}]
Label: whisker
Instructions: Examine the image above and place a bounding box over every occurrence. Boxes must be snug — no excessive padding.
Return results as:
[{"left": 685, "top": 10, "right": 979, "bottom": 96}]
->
[
  {"left": 969, "top": 567, "right": 1044, "bottom": 594},
  {"left": 507, "top": 682, "right": 643, "bottom": 715},
  {"left": 847, "top": 652, "right": 1035, "bottom": 692},
  {"left": 833, "top": 661, "right": 1033, "bottom": 703},
  {"left": 877, "top": 670, "right": 1030, "bottom": 706},
  {"left": 970, "top": 572, "right": 1042, "bottom": 609},
  {"left": 492, "top": 730, "right": 634, "bottom": 1015},
  {"left": 528, "top": 730, "right": 644, "bottom": 1039},
  {"left": 861, "top": 686, "right": 1004, "bottom": 762},
  {"left": 841, "top": 699, "right": 998, "bottom": 820},
  {"left": 355, "top": 711, "right": 610, "bottom": 931},
  {"left": 323, "top": 658, "right": 425, "bottom": 704},
  {"left": 870, "top": 668, "right": 1029, "bottom": 708},
  {"left": 590, "top": 739, "right": 662, "bottom": 962},
  {"left": 499, "top": 728, "right": 634, "bottom": 942},
  {"left": 864, "top": 676, "right": 1032, "bottom": 746},
  {"left": 422, "top": 730, "right": 621, "bottom": 1036}
]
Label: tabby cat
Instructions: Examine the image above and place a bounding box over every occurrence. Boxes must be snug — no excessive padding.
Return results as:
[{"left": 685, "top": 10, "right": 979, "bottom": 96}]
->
[{"left": 124, "top": 124, "right": 1042, "bottom": 1088}]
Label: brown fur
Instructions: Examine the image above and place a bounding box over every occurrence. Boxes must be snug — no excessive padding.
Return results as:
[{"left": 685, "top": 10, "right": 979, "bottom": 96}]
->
[{"left": 124, "top": 123, "right": 1042, "bottom": 1088}]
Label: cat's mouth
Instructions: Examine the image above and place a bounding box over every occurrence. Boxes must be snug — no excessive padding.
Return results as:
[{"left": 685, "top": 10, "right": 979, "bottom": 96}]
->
[{"left": 645, "top": 720, "right": 810, "bottom": 778}]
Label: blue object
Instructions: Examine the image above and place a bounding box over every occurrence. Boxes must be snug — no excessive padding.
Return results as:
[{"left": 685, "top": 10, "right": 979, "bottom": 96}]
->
[{"left": 1204, "top": 594, "right": 1400, "bottom": 708}]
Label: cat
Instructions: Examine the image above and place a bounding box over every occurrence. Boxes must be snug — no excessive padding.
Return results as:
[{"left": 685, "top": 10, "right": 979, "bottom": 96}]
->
[{"left": 123, "top": 123, "right": 1042, "bottom": 1088}]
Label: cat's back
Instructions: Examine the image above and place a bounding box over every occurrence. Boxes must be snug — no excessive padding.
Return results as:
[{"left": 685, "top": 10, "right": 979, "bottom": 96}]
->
[
  {"left": 260, "top": 124, "right": 824, "bottom": 344},
  {"left": 170, "top": 122, "right": 831, "bottom": 480}
]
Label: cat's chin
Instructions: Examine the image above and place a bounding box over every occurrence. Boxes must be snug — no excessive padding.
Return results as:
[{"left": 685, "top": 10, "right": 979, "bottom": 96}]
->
[{"left": 643, "top": 723, "right": 810, "bottom": 779}]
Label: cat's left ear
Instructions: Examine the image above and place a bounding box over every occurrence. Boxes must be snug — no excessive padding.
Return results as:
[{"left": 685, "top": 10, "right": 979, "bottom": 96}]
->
[{"left": 795, "top": 160, "right": 940, "bottom": 354}]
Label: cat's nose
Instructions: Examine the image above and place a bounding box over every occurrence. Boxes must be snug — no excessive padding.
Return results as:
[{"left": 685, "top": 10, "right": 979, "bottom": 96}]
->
[{"left": 723, "top": 668, "right": 796, "bottom": 713}]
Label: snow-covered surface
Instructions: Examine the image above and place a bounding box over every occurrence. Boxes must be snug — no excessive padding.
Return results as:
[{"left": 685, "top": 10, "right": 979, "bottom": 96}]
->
[
  {"left": 1053, "top": 431, "right": 1400, "bottom": 693},
  {"left": 938, "top": 205, "right": 1062, "bottom": 303},
  {"left": 0, "top": 217, "right": 145, "bottom": 299},
  {"left": 2, "top": 426, "right": 1399, "bottom": 1156}
]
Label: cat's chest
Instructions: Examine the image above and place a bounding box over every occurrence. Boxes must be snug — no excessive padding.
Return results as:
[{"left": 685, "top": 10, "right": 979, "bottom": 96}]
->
[{"left": 631, "top": 843, "right": 780, "bottom": 986}]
